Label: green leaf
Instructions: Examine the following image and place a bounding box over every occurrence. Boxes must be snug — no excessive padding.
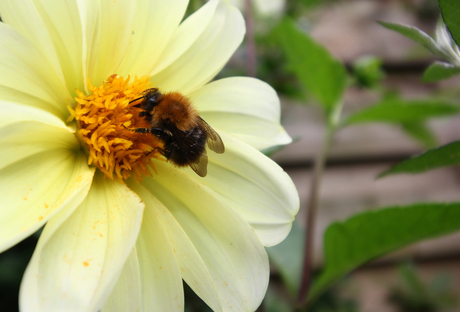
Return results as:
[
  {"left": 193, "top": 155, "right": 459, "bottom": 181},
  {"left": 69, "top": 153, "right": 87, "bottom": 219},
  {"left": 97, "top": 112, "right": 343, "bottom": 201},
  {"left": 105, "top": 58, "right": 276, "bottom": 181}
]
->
[
  {"left": 342, "top": 98, "right": 459, "bottom": 126},
  {"left": 439, "top": 0, "right": 460, "bottom": 47},
  {"left": 266, "top": 221, "right": 305, "bottom": 296},
  {"left": 265, "top": 284, "right": 295, "bottom": 312},
  {"left": 272, "top": 18, "right": 347, "bottom": 114},
  {"left": 308, "top": 202, "right": 460, "bottom": 302},
  {"left": 380, "top": 140, "right": 460, "bottom": 177},
  {"left": 352, "top": 56, "right": 385, "bottom": 88},
  {"left": 401, "top": 121, "right": 437, "bottom": 149},
  {"left": 379, "top": 21, "right": 451, "bottom": 61},
  {"left": 422, "top": 61, "right": 460, "bottom": 82}
]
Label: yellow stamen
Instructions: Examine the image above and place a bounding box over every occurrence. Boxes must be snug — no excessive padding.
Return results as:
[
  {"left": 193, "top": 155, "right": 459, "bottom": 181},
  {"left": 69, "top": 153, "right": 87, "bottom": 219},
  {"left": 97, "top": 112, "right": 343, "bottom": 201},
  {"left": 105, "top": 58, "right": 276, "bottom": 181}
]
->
[{"left": 70, "top": 74, "right": 162, "bottom": 182}]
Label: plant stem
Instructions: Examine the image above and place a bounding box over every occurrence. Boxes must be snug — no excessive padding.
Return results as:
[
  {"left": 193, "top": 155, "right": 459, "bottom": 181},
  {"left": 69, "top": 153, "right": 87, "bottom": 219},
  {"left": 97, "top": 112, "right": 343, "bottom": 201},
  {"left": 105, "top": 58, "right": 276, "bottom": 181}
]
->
[
  {"left": 296, "top": 104, "right": 343, "bottom": 308},
  {"left": 244, "top": 0, "right": 257, "bottom": 77}
]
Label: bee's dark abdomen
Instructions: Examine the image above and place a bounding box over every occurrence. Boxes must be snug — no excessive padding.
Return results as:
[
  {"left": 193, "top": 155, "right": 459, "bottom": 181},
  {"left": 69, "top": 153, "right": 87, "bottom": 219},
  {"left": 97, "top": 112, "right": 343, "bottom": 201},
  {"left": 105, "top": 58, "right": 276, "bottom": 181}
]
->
[{"left": 163, "top": 125, "right": 207, "bottom": 167}]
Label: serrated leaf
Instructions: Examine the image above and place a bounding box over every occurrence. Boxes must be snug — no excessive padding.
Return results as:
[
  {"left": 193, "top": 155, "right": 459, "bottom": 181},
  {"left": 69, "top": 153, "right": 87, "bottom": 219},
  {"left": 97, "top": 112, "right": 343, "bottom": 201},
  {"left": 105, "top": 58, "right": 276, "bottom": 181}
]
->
[
  {"left": 342, "top": 99, "right": 459, "bottom": 126},
  {"left": 308, "top": 203, "right": 460, "bottom": 302},
  {"left": 439, "top": 0, "right": 460, "bottom": 47},
  {"left": 272, "top": 18, "right": 347, "bottom": 114},
  {"left": 266, "top": 221, "right": 305, "bottom": 296},
  {"left": 402, "top": 121, "right": 437, "bottom": 149},
  {"left": 380, "top": 140, "right": 460, "bottom": 177},
  {"left": 422, "top": 61, "right": 460, "bottom": 82},
  {"left": 379, "top": 21, "right": 451, "bottom": 61}
]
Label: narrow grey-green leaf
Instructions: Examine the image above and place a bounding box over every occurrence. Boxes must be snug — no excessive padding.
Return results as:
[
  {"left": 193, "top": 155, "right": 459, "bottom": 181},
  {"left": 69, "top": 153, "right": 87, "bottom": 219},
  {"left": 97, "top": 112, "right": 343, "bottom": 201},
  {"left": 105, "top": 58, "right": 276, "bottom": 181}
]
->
[
  {"left": 401, "top": 121, "right": 437, "bottom": 149},
  {"left": 439, "top": 0, "right": 460, "bottom": 47},
  {"left": 379, "top": 21, "right": 451, "bottom": 61},
  {"left": 422, "top": 61, "right": 460, "bottom": 82},
  {"left": 380, "top": 140, "right": 460, "bottom": 177},
  {"left": 266, "top": 221, "right": 305, "bottom": 296},
  {"left": 272, "top": 18, "right": 347, "bottom": 114},
  {"left": 342, "top": 99, "right": 459, "bottom": 126},
  {"left": 308, "top": 203, "right": 460, "bottom": 302}
]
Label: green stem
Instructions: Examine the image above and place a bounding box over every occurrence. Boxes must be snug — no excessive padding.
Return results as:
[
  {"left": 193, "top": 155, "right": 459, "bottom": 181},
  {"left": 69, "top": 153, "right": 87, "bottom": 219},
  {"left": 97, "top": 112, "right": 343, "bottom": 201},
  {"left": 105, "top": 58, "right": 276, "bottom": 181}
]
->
[{"left": 296, "top": 103, "right": 343, "bottom": 309}]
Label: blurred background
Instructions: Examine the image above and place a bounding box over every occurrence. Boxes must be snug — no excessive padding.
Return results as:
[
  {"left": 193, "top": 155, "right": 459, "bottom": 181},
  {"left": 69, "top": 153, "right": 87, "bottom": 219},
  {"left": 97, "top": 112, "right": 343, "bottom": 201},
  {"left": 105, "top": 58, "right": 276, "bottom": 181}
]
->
[{"left": 2, "top": 0, "right": 460, "bottom": 311}]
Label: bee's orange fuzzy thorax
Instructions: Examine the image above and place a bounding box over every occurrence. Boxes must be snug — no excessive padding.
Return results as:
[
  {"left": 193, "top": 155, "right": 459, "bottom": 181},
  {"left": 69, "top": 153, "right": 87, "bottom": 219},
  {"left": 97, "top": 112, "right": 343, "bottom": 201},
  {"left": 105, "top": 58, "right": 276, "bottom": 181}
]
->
[
  {"left": 155, "top": 91, "right": 198, "bottom": 131},
  {"left": 68, "top": 74, "right": 162, "bottom": 182}
]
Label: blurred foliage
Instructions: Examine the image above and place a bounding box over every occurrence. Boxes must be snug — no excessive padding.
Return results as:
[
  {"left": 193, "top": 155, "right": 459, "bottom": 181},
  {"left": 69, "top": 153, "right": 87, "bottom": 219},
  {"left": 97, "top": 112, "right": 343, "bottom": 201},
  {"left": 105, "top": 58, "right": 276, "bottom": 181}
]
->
[
  {"left": 439, "top": 0, "right": 460, "bottom": 47},
  {"left": 0, "top": 235, "right": 38, "bottom": 312},
  {"left": 307, "top": 203, "right": 460, "bottom": 303},
  {"left": 267, "top": 221, "right": 305, "bottom": 296},
  {"left": 422, "top": 62, "right": 460, "bottom": 82},
  {"left": 389, "top": 263, "right": 458, "bottom": 312},
  {"left": 272, "top": 17, "right": 347, "bottom": 114},
  {"left": 379, "top": 140, "right": 460, "bottom": 177},
  {"left": 351, "top": 56, "right": 385, "bottom": 89}
]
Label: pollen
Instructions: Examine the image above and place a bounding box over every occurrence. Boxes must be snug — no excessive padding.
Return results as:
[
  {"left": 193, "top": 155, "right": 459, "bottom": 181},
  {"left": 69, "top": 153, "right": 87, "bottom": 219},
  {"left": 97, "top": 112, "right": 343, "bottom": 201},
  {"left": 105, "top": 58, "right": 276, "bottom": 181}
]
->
[{"left": 68, "top": 74, "right": 162, "bottom": 182}]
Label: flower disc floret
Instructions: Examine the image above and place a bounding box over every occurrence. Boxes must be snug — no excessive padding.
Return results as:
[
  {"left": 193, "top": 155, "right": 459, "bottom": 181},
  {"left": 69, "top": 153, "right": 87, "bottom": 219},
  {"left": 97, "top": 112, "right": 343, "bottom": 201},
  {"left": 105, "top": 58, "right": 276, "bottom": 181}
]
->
[{"left": 68, "top": 74, "right": 162, "bottom": 182}]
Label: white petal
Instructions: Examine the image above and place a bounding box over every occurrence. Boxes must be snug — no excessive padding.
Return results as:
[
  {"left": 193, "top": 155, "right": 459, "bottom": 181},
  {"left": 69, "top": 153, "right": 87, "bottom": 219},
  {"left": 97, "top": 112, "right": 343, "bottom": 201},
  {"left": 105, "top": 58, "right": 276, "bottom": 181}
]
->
[
  {"left": 141, "top": 162, "right": 269, "bottom": 312},
  {"left": 1, "top": 0, "right": 88, "bottom": 93},
  {"left": 75, "top": 0, "right": 100, "bottom": 93},
  {"left": 0, "top": 101, "right": 70, "bottom": 130},
  {"left": 102, "top": 249, "right": 142, "bottom": 312},
  {"left": 105, "top": 183, "right": 186, "bottom": 312},
  {"left": 0, "top": 122, "right": 94, "bottom": 253},
  {"left": 86, "top": 0, "right": 136, "bottom": 86},
  {"left": 152, "top": 0, "right": 245, "bottom": 95},
  {"left": 0, "top": 23, "right": 71, "bottom": 120},
  {"left": 30, "top": 0, "right": 85, "bottom": 93},
  {"left": 188, "top": 132, "right": 299, "bottom": 247},
  {"left": 20, "top": 173, "right": 144, "bottom": 312},
  {"left": 116, "top": 0, "right": 189, "bottom": 77},
  {"left": 189, "top": 77, "right": 292, "bottom": 150},
  {"left": 0, "top": 0, "right": 66, "bottom": 86},
  {"left": 151, "top": 0, "right": 219, "bottom": 75}
]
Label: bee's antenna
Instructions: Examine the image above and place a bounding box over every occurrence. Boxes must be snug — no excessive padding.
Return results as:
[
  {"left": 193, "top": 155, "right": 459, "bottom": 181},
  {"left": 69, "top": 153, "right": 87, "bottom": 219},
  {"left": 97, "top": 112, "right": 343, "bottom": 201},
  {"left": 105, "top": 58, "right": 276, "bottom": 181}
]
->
[{"left": 129, "top": 96, "right": 145, "bottom": 104}]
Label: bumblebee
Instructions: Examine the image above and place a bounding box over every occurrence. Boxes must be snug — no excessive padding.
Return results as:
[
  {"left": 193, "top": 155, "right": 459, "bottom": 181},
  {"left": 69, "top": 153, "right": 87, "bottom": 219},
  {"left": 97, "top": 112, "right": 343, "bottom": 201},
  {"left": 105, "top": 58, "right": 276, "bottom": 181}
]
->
[{"left": 127, "top": 88, "right": 224, "bottom": 177}]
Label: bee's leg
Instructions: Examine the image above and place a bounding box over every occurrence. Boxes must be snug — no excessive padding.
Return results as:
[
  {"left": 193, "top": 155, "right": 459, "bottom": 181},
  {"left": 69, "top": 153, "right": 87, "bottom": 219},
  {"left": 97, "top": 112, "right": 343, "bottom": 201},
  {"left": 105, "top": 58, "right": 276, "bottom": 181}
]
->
[
  {"left": 146, "top": 146, "right": 166, "bottom": 157},
  {"left": 122, "top": 124, "right": 151, "bottom": 134}
]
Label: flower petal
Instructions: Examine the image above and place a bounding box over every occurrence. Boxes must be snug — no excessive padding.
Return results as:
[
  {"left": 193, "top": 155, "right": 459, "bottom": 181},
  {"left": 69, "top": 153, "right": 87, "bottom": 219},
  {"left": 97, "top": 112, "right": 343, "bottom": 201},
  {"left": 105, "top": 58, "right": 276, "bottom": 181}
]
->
[
  {"left": 116, "top": 0, "right": 189, "bottom": 78},
  {"left": 189, "top": 77, "right": 292, "bottom": 150},
  {"left": 0, "top": 0, "right": 66, "bottom": 86},
  {"left": 104, "top": 183, "right": 186, "bottom": 312},
  {"left": 0, "top": 23, "right": 71, "bottom": 120},
  {"left": 0, "top": 122, "right": 94, "bottom": 253},
  {"left": 101, "top": 249, "right": 142, "bottom": 312},
  {"left": 0, "top": 101, "right": 70, "bottom": 130},
  {"left": 152, "top": 0, "right": 245, "bottom": 95},
  {"left": 20, "top": 173, "right": 144, "bottom": 312},
  {"left": 86, "top": 0, "right": 136, "bottom": 86},
  {"left": 141, "top": 161, "right": 269, "bottom": 312},
  {"left": 0, "top": 0, "right": 90, "bottom": 93},
  {"left": 188, "top": 132, "right": 299, "bottom": 247},
  {"left": 150, "top": 0, "right": 219, "bottom": 75}
]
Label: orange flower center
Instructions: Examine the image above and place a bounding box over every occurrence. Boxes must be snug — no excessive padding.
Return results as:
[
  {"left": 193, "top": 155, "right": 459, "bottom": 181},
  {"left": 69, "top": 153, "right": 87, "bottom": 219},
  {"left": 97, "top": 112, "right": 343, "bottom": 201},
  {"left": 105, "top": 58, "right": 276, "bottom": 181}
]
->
[{"left": 68, "top": 74, "right": 162, "bottom": 182}]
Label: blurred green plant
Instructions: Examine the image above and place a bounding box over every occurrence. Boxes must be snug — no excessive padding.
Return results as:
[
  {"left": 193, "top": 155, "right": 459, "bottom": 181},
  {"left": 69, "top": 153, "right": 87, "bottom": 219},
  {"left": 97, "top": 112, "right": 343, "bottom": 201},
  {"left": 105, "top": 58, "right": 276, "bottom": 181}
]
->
[
  {"left": 351, "top": 56, "right": 386, "bottom": 89},
  {"left": 389, "top": 263, "right": 458, "bottom": 312},
  {"left": 265, "top": 1, "right": 460, "bottom": 311}
]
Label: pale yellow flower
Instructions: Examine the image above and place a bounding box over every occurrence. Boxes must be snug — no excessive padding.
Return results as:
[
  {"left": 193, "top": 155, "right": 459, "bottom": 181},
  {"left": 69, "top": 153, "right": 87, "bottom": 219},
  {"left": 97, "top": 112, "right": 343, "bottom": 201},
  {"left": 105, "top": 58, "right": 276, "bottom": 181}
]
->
[{"left": 0, "top": 0, "right": 298, "bottom": 311}]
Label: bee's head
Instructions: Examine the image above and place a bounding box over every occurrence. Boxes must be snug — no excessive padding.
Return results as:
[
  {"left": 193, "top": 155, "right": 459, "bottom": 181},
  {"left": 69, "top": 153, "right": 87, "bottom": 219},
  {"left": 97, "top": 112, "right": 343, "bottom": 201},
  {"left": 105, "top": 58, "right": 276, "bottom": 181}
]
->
[{"left": 141, "top": 89, "right": 163, "bottom": 112}]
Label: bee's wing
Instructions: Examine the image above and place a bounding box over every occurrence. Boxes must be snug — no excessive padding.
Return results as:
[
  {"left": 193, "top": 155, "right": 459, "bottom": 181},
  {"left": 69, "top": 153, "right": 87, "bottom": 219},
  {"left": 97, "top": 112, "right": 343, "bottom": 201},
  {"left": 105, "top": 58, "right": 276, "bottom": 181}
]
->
[
  {"left": 190, "top": 154, "right": 208, "bottom": 177},
  {"left": 198, "top": 117, "right": 225, "bottom": 154}
]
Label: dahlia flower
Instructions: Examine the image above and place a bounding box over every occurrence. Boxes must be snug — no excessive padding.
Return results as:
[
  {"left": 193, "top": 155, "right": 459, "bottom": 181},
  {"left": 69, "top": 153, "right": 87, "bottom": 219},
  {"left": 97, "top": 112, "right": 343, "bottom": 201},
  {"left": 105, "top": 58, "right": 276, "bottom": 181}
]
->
[{"left": 0, "top": 0, "right": 299, "bottom": 311}]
